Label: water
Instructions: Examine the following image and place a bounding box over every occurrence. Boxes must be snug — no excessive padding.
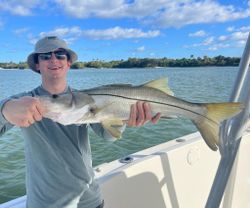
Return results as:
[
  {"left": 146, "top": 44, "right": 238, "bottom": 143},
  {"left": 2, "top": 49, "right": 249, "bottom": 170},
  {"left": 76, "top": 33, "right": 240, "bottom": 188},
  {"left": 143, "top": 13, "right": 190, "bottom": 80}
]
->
[{"left": 0, "top": 67, "right": 239, "bottom": 203}]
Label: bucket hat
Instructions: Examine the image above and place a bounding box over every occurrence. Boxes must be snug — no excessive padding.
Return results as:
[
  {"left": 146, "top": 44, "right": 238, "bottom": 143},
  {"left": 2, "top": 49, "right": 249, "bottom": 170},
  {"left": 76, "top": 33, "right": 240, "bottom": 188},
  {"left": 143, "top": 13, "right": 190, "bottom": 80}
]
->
[{"left": 27, "top": 36, "right": 78, "bottom": 73}]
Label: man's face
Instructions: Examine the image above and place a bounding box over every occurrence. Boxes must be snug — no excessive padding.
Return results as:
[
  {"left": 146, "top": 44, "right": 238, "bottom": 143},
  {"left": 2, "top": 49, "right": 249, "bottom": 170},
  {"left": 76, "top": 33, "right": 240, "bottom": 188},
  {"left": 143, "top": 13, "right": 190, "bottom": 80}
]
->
[{"left": 35, "top": 49, "right": 71, "bottom": 80}]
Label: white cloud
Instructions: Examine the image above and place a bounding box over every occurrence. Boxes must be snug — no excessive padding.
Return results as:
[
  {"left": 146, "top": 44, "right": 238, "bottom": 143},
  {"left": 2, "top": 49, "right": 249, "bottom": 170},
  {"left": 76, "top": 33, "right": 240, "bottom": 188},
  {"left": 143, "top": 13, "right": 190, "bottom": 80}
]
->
[
  {"left": 237, "top": 25, "right": 250, "bottom": 32},
  {"left": 39, "top": 26, "right": 82, "bottom": 38},
  {"left": 184, "top": 36, "right": 215, "bottom": 48},
  {"left": 189, "top": 30, "right": 206, "bottom": 37},
  {"left": 55, "top": 0, "right": 126, "bottom": 18},
  {"left": 185, "top": 25, "right": 249, "bottom": 51},
  {"left": 231, "top": 31, "right": 249, "bottom": 41},
  {"left": 136, "top": 46, "right": 145, "bottom": 52},
  {"left": 236, "top": 40, "right": 247, "bottom": 47},
  {"left": 150, "top": 1, "right": 250, "bottom": 28},
  {"left": 224, "top": 25, "right": 250, "bottom": 47},
  {"left": 217, "top": 32, "right": 248, "bottom": 48},
  {"left": 218, "top": 35, "right": 228, "bottom": 41},
  {"left": 55, "top": 0, "right": 250, "bottom": 28},
  {"left": 0, "top": 0, "right": 41, "bottom": 16},
  {"left": 227, "top": 25, "right": 250, "bottom": 32},
  {"left": 207, "top": 46, "right": 218, "bottom": 51},
  {"left": 27, "top": 27, "right": 82, "bottom": 45},
  {"left": 227, "top": 26, "right": 235, "bottom": 32},
  {"left": 82, "top": 27, "right": 160, "bottom": 40},
  {"left": 29, "top": 26, "right": 160, "bottom": 45},
  {"left": 1, "top": 0, "right": 250, "bottom": 28},
  {"left": 207, "top": 43, "right": 230, "bottom": 51},
  {"left": 203, "top": 37, "right": 215, "bottom": 45},
  {"left": 13, "top": 27, "right": 29, "bottom": 35}
]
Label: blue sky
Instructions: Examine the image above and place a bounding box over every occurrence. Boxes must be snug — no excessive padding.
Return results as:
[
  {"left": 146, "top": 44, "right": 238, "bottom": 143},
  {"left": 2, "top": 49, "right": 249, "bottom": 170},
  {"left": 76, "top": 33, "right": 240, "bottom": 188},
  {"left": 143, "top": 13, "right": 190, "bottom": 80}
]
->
[{"left": 0, "top": 0, "right": 249, "bottom": 63}]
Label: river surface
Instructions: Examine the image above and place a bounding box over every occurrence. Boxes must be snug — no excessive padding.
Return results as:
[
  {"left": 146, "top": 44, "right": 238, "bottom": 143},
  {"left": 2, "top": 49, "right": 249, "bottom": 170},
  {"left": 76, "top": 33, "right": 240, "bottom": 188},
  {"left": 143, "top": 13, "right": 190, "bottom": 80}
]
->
[{"left": 0, "top": 67, "right": 239, "bottom": 203}]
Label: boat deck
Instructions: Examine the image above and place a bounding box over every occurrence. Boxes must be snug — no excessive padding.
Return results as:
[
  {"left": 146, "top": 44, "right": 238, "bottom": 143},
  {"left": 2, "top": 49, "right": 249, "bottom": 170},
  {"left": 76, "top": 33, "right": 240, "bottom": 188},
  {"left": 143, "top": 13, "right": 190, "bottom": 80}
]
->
[{"left": 1, "top": 131, "right": 250, "bottom": 208}]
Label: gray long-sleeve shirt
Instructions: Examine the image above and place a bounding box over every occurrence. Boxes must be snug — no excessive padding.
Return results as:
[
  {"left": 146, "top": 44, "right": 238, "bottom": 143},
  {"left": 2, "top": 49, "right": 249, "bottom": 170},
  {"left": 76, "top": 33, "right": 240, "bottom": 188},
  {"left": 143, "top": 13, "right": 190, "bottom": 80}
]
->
[{"left": 0, "top": 85, "right": 117, "bottom": 208}]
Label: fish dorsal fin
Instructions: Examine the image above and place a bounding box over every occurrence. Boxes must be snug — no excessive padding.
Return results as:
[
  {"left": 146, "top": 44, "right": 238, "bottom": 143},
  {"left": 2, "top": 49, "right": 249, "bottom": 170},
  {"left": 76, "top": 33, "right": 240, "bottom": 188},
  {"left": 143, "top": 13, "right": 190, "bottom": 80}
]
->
[{"left": 143, "top": 77, "right": 174, "bottom": 96}]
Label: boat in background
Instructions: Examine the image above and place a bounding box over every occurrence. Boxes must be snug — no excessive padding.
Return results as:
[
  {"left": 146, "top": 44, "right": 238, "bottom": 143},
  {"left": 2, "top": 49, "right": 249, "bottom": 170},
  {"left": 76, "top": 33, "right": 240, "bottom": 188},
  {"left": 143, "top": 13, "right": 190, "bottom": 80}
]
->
[{"left": 1, "top": 130, "right": 250, "bottom": 208}]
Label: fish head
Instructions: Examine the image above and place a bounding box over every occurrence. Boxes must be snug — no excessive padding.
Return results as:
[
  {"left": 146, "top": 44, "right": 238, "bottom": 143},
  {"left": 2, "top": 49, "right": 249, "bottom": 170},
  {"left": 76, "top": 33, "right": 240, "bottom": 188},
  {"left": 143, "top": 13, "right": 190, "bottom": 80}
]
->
[
  {"left": 40, "top": 91, "right": 94, "bottom": 111},
  {"left": 39, "top": 94, "right": 70, "bottom": 113},
  {"left": 39, "top": 91, "right": 100, "bottom": 124}
]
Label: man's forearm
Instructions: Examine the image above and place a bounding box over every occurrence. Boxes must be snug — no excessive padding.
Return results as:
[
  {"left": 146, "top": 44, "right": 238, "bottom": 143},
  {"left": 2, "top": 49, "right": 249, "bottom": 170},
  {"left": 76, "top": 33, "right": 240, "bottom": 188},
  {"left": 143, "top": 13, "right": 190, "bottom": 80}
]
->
[{"left": 0, "top": 98, "right": 14, "bottom": 136}]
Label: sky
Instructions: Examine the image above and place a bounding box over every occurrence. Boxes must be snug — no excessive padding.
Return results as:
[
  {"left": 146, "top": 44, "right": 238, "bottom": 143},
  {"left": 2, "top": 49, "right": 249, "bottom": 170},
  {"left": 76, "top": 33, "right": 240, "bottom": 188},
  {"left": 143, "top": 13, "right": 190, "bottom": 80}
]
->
[{"left": 0, "top": 0, "right": 249, "bottom": 63}]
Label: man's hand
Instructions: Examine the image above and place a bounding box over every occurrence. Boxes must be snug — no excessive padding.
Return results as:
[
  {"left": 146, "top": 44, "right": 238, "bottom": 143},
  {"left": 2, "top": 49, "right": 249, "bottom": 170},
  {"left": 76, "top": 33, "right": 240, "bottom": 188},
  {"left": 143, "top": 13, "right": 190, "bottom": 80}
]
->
[
  {"left": 2, "top": 96, "right": 45, "bottom": 127},
  {"left": 127, "top": 101, "right": 161, "bottom": 127}
]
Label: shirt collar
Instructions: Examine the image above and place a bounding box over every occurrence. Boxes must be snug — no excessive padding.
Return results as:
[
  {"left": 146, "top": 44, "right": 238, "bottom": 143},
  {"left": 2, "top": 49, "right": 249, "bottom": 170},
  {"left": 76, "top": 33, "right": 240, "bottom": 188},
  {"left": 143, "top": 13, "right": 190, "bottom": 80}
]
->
[{"left": 36, "top": 85, "right": 71, "bottom": 96}]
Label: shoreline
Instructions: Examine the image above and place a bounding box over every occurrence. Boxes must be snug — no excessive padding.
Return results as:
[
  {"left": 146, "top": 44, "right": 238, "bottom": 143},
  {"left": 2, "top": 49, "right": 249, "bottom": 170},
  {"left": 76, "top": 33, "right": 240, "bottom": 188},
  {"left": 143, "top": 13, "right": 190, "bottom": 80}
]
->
[
  {"left": 0, "top": 66, "right": 240, "bottom": 71},
  {"left": 0, "top": 56, "right": 241, "bottom": 69}
]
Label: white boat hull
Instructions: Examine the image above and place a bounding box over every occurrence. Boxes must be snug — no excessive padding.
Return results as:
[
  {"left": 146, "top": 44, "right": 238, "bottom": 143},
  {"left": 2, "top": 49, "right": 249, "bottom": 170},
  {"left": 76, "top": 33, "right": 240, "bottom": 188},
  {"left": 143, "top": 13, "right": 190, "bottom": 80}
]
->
[{"left": 1, "top": 131, "right": 250, "bottom": 208}]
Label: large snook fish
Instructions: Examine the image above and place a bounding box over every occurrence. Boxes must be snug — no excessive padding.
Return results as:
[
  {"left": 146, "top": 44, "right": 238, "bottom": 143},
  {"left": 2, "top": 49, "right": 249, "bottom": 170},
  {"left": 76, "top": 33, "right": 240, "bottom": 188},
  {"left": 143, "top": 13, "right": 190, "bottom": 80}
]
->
[{"left": 39, "top": 78, "right": 243, "bottom": 151}]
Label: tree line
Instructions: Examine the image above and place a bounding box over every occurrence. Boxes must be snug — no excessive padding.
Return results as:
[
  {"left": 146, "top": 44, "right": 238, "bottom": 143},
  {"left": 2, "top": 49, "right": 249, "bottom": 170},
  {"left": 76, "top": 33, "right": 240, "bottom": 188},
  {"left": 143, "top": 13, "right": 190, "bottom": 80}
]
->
[{"left": 0, "top": 56, "right": 240, "bottom": 70}]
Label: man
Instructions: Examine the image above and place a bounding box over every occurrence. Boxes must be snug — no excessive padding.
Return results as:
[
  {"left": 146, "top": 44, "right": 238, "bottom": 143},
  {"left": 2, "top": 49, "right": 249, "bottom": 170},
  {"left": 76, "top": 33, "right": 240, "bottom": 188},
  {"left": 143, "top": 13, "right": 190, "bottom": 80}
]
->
[{"left": 0, "top": 36, "right": 160, "bottom": 208}]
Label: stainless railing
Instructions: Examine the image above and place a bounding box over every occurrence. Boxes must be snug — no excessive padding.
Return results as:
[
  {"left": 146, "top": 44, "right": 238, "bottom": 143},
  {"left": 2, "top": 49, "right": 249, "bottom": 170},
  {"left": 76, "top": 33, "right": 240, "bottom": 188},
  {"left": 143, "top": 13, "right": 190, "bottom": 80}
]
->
[{"left": 206, "top": 32, "right": 250, "bottom": 208}]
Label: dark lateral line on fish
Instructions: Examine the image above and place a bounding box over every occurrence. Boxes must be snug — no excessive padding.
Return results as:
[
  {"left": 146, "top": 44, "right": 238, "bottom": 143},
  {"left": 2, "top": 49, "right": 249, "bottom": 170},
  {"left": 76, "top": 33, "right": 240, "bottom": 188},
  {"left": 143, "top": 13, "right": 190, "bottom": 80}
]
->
[{"left": 88, "top": 93, "right": 219, "bottom": 125}]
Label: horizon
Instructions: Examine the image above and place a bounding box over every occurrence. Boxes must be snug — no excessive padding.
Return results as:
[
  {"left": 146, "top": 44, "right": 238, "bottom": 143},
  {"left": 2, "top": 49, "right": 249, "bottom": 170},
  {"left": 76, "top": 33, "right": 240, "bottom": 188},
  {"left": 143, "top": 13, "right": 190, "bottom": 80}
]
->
[
  {"left": 0, "top": 55, "right": 241, "bottom": 65},
  {"left": 0, "top": 0, "right": 249, "bottom": 63}
]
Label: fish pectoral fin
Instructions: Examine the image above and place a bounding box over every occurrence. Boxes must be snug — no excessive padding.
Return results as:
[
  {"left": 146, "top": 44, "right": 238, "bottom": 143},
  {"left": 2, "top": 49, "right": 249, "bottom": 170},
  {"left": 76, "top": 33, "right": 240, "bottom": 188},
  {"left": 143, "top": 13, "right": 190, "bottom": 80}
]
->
[
  {"left": 142, "top": 77, "right": 174, "bottom": 96},
  {"left": 102, "top": 119, "right": 124, "bottom": 139}
]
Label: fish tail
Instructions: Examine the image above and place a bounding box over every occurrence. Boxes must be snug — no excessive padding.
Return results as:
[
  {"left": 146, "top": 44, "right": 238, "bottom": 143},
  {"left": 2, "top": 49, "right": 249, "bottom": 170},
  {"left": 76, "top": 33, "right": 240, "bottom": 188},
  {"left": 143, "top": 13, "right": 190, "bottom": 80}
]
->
[{"left": 193, "top": 102, "right": 244, "bottom": 151}]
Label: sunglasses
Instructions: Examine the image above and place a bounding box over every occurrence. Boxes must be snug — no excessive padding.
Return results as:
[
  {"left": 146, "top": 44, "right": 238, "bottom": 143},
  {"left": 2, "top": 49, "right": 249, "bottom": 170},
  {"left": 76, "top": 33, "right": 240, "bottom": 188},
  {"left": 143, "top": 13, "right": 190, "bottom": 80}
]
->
[{"left": 38, "top": 51, "right": 68, "bottom": 61}]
